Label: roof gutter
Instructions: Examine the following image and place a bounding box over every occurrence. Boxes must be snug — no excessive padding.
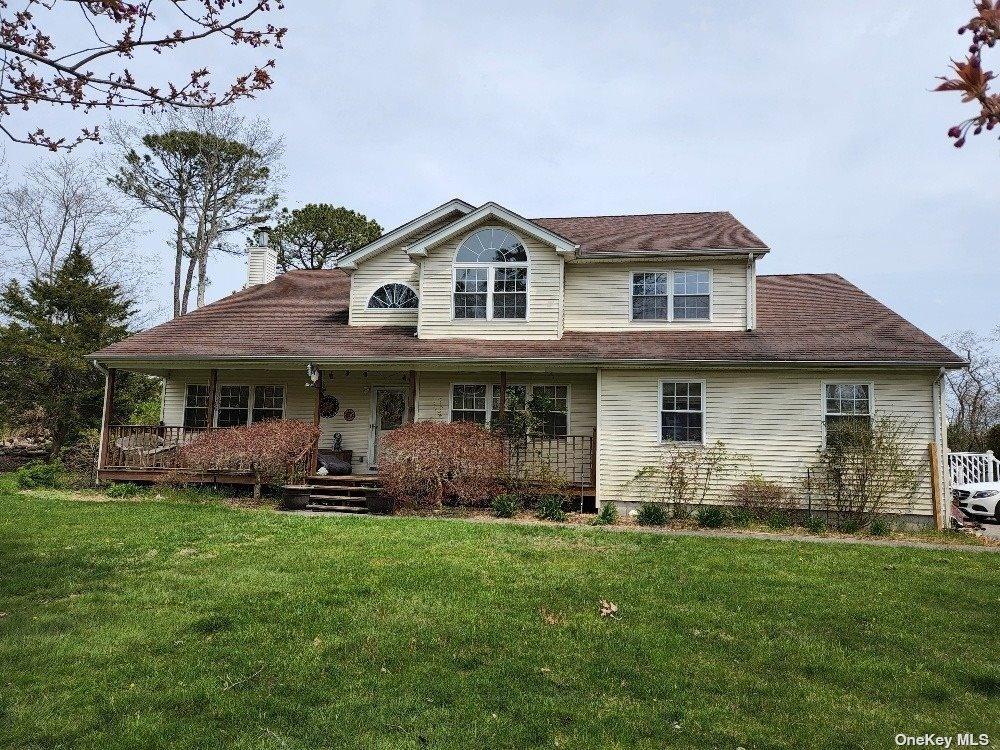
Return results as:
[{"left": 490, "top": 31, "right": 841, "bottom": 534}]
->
[
  {"left": 570, "top": 249, "right": 769, "bottom": 263},
  {"left": 89, "top": 354, "right": 969, "bottom": 370}
]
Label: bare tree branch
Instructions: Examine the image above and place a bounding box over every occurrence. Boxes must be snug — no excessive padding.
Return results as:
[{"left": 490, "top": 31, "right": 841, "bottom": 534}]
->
[{"left": 0, "top": 0, "right": 287, "bottom": 150}]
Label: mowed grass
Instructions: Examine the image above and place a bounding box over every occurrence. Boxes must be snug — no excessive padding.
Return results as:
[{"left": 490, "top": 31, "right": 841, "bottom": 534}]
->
[{"left": 1, "top": 490, "right": 998, "bottom": 750}]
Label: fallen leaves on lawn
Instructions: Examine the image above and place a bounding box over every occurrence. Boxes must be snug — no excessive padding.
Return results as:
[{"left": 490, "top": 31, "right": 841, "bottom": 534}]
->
[
  {"left": 598, "top": 599, "right": 618, "bottom": 618},
  {"left": 540, "top": 607, "right": 566, "bottom": 626}
]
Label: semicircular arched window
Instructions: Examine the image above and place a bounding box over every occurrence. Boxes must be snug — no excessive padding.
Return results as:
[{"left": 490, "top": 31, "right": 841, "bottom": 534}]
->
[
  {"left": 367, "top": 283, "right": 419, "bottom": 309},
  {"left": 455, "top": 227, "right": 528, "bottom": 263},
  {"left": 453, "top": 227, "right": 528, "bottom": 320}
]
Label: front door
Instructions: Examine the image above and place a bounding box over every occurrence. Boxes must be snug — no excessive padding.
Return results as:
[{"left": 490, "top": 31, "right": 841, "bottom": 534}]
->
[{"left": 369, "top": 387, "right": 407, "bottom": 470}]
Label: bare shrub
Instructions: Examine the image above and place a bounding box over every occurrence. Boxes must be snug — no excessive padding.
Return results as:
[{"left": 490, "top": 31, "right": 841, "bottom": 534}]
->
[
  {"left": 378, "top": 421, "right": 506, "bottom": 509},
  {"left": 731, "top": 476, "right": 796, "bottom": 520},
  {"left": 812, "top": 415, "right": 922, "bottom": 529},
  {"left": 179, "top": 420, "right": 319, "bottom": 499},
  {"left": 630, "top": 441, "right": 747, "bottom": 518}
]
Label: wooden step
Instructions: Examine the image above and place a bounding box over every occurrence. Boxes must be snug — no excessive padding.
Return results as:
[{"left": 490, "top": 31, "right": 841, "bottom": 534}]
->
[
  {"left": 305, "top": 503, "right": 369, "bottom": 514},
  {"left": 311, "top": 474, "right": 380, "bottom": 484},
  {"left": 309, "top": 484, "right": 379, "bottom": 493},
  {"left": 308, "top": 494, "right": 369, "bottom": 506}
]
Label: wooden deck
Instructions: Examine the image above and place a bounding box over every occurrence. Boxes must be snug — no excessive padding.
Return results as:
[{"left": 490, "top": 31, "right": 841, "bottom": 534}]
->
[{"left": 99, "top": 424, "right": 596, "bottom": 500}]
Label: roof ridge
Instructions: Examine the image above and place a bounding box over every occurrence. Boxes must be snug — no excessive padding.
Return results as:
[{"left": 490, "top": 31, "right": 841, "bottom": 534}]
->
[
  {"left": 532, "top": 210, "right": 733, "bottom": 220},
  {"left": 758, "top": 272, "right": 842, "bottom": 279}
]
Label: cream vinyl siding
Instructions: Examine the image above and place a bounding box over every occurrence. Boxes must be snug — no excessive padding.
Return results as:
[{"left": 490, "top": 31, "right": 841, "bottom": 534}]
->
[
  {"left": 564, "top": 258, "right": 748, "bottom": 331},
  {"left": 163, "top": 369, "right": 412, "bottom": 470},
  {"left": 415, "top": 371, "right": 596, "bottom": 436},
  {"left": 416, "top": 230, "right": 564, "bottom": 340},
  {"left": 346, "top": 213, "right": 465, "bottom": 327},
  {"left": 597, "top": 368, "right": 939, "bottom": 516},
  {"left": 349, "top": 246, "right": 419, "bottom": 326},
  {"left": 162, "top": 370, "right": 314, "bottom": 427}
]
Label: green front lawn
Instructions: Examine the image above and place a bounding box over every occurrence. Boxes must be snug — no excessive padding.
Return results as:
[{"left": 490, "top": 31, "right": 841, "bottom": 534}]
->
[{"left": 1, "top": 489, "right": 998, "bottom": 750}]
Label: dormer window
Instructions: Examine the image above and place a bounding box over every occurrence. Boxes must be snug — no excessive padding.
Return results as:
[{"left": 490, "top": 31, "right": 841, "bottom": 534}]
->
[
  {"left": 368, "top": 283, "right": 418, "bottom": 309},
  {"left": 453, "top": 228, "right": 528, "bottom": 320},
  {"left": 631, "top": 269, "right": 711, "bottom": 321}
]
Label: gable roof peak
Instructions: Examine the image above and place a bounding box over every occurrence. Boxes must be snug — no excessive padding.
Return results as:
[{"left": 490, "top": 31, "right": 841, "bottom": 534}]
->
[{"left": 336, "top": 197, "right": 474, "bottom": 269}]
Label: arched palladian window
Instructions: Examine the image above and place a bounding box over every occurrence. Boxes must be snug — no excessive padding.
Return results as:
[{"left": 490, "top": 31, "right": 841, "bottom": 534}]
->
[
  {"left": 367, "top": 283, "right": 418, "bottom": 309},
  {"left": 453, "top": 227, "right": 528, "bottom": 320}
]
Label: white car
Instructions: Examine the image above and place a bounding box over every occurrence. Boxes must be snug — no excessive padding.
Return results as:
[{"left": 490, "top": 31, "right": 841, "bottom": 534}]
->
[{"left": 953, "top": 483, "right": 1000, "bottom": 522}]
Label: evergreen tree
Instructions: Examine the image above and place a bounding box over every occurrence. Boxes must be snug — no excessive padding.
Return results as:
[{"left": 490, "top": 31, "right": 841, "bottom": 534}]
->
[{"left": 0, "top": 246, "right": 155, "bottom": 457}]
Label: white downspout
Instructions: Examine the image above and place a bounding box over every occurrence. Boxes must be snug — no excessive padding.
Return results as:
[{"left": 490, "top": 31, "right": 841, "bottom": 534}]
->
[
  {"left": 932, "top": 367, "right": 949, "bottom": 529},
  {"left": 745, "top": 253, "right": 757, "bottom": 331}
]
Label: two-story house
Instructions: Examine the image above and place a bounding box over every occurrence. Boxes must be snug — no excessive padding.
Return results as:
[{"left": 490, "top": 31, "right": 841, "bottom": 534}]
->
[{"left": 90, "top": 199, "right": 964, "bottom": 524}]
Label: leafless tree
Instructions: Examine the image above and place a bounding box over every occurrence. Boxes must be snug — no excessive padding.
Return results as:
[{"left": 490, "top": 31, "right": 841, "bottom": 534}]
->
[
  {"left": 107, "top": 110, "right": 282, "bottom": 316},
  {"left": 943, "top": 329, "right": 1000, "bottom": 450},
  {"left": 0, "top": 154, "right": 149, "bottom": 294}
]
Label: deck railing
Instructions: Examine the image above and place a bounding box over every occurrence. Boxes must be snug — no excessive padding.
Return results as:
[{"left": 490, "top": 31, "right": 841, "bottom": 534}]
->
[
  {"left": 101, "top": 424, "right": 320, "bottom": 481},
  {"left": 504, "top": 433, "right": 595, "bottom": 488},
  {"left": 103, "top": 425, "right": 214, "bottom": 470},
  {"left": 948, "top": 451, "right": 1000, "bottom": 485},
  {"left": 102, "top": 425, "right": 594, "bottom": 488}
]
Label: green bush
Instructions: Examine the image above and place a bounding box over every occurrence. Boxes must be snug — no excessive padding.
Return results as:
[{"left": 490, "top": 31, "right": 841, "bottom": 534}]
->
[
  {"left": 869, "top": 517, "right": 892, "bottom": 537},
  {"left": 635, "top": 502, "right": 668, "bottom": 526},
  {"left": 730, "top": 507, "right": 753, "bottom": 527},
  {"left": 10, "top": 461, "right": 62, "bottom": 489},
  {"left": 105, "top": 482, "right": 144, "bottom": 499},
  {"left": 765, "top": 511, "right": 791, "bottom": 530},
  {"left": 491, "top": 493, "right": 522, "bottom": 518},
  {"left": 805, "top": 515, "right": 827, "bottom": 534},
  {"left": 592, "top": 502, "right": 619, "bottom": 526},
  {"left": 536, "top": 495, "right": 567, "bottom": 522},
  {"left": 696, "top": 506, "right": 729, "bottom": 529}
]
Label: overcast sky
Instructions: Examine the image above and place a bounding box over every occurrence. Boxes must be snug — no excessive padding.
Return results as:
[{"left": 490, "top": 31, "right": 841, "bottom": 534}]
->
[{"left": 3, "top": 1, "right": 997, "bottom": 342}]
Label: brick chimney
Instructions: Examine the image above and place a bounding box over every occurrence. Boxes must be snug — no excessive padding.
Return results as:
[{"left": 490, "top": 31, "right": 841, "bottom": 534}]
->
[{"left": 247, "top": 226, "right": 278, "bottom": 287}]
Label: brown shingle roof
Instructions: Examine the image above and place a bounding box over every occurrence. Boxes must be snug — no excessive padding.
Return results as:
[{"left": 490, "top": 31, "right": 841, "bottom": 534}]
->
[
  {"left": 531, "top": 212, "right": 769, "bottom": 256},
  {"left": 91, "top": 270, "right": 963, "bottom": 367}
]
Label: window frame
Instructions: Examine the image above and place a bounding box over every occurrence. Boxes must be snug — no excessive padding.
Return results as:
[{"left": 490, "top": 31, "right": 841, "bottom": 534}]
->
[
  {"left": 449, "top": 381, "right": 571, "bottom": 437},
  {"left": 530, "top": 384, "right": 570, "bottom": 438},
  {"left": 183, "top": 383, "right": 210, "bottom": 428},
  {"left": 630, "top": 268, "right": 713, "bottom": 323},
  {"left": 251, "top": 384, "right": 286, "bottom": 423},
  {"left": 451, "top": 227, "right": 531, "bottom": 322},
  {"left": 212, "top": 383, "right": 287, "bottom": 428},
  {"left": 448, "top": 382, "right": 491, "bottom": 426},
  {"left": 366, "top": 282, "right": 419, "bottom": 311},
  {"left": 821, "top": 380, "right": 874, "bottom": 449},
  {"left": 658, "top": 379, "right": 707, "bottom": 445}
]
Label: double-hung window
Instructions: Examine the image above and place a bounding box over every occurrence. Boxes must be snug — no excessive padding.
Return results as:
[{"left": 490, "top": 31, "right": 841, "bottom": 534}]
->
[
  {"left": 660, "top": 381, "right": 704, "bottom": 443},
  {"left": 451, "top": 384, "right": 489, "bottom": 425},
  {"left": 632, "top": 270, "right": 711, "bottom": 321},
  {"left": 251, "top": 385, "right": 285, "bottom": 422},
  {"left": 451, "top": 382, "right": 568, "bottom": 437},
  {"left": 183, "top": 384, "right": 209, "bottom": 428},
  {"left": 215, "top": 384, "right": 286, "bottom": 428},
  {"left": 532, "top": 385, "right": 569, "bottom": 438},
  {"left": 453, "top": 227, "right": 528, "bottom": 320},
  {"left": 489, "top": 384, "right": 527, "bottom": 426},
  {"left": 823, "top": 382, "right": 872, "bottom": 447}
]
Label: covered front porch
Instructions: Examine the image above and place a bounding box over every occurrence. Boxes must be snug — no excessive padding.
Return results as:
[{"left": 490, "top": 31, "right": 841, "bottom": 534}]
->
[{"left": 96, "top": 364, "right": 597, "bottom": 495}]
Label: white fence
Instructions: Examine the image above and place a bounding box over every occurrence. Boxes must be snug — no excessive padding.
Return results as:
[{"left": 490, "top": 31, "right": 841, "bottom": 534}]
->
[{"left": 948, "top": 451, "right": 1000, "bottom": 485}]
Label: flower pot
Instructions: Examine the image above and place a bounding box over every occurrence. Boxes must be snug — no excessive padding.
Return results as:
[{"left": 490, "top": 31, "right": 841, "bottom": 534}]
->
[{"left": 280, "top": 484, "right": 313, "bottom": 511}]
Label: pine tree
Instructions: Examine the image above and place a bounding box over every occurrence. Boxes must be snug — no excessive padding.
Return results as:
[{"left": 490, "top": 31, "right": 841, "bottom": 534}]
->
[{"left": 0, "top": 246, "right": 151, "bottom": 457}]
